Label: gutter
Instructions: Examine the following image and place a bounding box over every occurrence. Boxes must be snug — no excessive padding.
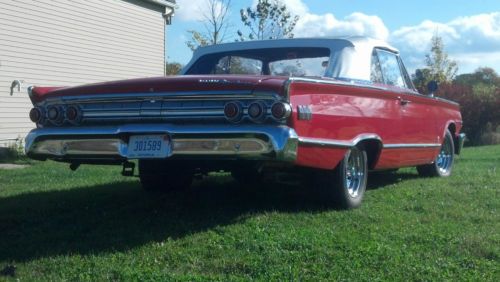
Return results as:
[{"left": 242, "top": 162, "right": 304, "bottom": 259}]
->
[
  {"left": 141, "top": 0, "right": 176, "bottom": 25},
  {"left": 142, "top": 0, "right": 176, "bottom": 8}
]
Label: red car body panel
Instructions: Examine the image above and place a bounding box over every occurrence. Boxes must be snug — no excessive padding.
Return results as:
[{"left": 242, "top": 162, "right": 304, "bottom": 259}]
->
[{"left": 286, "top": 80, "right": 461, "bottom": 169}]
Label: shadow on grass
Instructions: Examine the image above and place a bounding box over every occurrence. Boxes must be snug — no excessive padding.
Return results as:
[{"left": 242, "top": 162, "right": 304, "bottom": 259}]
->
[
  {"left": 367, "top": 171, "right": 420, "bottom": 190},
  {"left": 0, "top": 171, "right": 419, "bottom": 262},
  {"left": 0, "top": 176, "right": 325, "bottom": 262}
]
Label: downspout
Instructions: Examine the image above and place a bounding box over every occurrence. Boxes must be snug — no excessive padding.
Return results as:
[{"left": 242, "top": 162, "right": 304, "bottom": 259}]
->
[{"left": 162, "top": 6, "right": 175, "bottom": 76}]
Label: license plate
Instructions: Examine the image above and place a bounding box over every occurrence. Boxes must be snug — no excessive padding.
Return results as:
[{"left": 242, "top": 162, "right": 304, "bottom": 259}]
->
[{"left": 128, "top": 135, "right": 170, "bottom": 159}]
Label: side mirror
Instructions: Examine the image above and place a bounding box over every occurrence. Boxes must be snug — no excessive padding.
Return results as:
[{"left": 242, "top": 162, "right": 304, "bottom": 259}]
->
[{"left": 427, "top": 81, "right": 438, "bottom": 97}]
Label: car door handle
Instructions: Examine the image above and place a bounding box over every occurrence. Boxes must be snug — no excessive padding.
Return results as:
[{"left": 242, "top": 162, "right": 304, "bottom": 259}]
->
[{"left": 398, "top": 97, "right": 411, "bottom": 106}]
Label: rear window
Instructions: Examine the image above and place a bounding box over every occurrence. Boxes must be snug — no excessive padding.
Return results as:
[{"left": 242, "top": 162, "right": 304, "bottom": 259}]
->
[
  {"left": 214, "top": 56, "right": 262, "bottom": 75},
  {"left": 186, "top": 47, "right": 330, "bottom": 77},
  {"left": 270, "top": 57, "right": 329, "bottom": 77}
]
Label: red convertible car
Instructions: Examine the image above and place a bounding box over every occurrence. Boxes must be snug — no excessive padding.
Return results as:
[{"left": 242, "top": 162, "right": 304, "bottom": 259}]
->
[{"left": 25, "top": 37, "right": 465, "bottom": 209}]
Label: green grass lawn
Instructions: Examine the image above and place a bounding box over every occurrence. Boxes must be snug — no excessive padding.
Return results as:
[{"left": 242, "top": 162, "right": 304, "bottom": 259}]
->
[{"left": 0, "top": 145, "right": 498, "bottom": 281}]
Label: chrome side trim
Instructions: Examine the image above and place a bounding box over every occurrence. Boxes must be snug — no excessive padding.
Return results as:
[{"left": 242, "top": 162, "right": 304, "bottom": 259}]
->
[
  {"left": 298, "top": 134, "right": 382, "bottom": 148},
  {"left": 286, "top": 77, "right": 387, "bottom": 91},
  {"left": 283, "top": 79, "right": 292, "bottom": 102},
  {"left": 433, "top": 96, "right": 460, "bottom": 106},
  {"left": 383, "top": 143, "right": 441, "bottom": 149},
  {"left": 297, "top": 105, "right": 312, "bottom": 120},
  {"left": 299, "top": 134, "right": 441, "bottom": 150}
]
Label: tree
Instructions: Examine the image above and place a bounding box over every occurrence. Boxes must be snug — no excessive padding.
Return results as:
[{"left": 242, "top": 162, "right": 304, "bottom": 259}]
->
[
  {"left": 165, "top": 62, "right": 182, "bottom": 75},
  {"left": 412, "top": 34, "right": 458, "bottom": 92},
  {"left": 185, "top": 0, "right": 232, "bottom": 51},
  {"left": 439, "top": 82, "right": 499, "bottom": 145},
  {"left": 455, "top": 67, "right": 500, "bottom": 88},
  {"left": 237, "top": 0, "right": 299, "bottom": 41}
]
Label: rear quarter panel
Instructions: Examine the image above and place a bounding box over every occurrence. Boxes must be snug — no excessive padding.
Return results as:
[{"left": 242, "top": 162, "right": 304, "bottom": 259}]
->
[
  {"left": 287, "top": 80, "right": 463, "bottom": 170},
  {"left": 288, "top": 81, "right": 401, "bottom": 169}
]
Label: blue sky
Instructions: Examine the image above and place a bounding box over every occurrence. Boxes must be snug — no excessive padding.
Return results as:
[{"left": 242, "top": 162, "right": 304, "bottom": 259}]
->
[{"left": 166, "top": 0, "right": 500, "bottom": 74}]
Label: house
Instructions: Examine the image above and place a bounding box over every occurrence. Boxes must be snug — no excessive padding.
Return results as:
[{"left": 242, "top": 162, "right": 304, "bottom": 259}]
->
[{"left": 0, "top": 0, "right": 175, "bottom": 146}]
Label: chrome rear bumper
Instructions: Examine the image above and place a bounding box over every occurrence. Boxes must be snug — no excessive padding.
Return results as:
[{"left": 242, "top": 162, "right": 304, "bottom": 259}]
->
[{"left": 25, "top": 124, "right": 298, "bottom": 162}]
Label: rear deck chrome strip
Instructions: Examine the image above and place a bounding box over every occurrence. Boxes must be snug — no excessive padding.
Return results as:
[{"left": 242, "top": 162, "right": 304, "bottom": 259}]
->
[{"left": 41, "top": 90, "right": 282, "bottom": 105}]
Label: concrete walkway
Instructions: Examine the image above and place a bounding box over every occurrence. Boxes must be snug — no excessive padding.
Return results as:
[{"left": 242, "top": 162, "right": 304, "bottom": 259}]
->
[{"left": 0, "top": 164, "right": 29, "bottom": 169}]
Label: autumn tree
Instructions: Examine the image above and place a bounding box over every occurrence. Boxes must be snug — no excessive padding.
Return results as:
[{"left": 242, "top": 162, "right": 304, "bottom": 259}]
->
[
  {"left": 237, "top": 0, "right": 299, "bottom": 41},
  {"left": 413, "top": 34, "right": 458, "bottom": 92},
  {"left": 165, "top": 62, "right": 182, "bottom": 75},
  {"left": 186, "top": 0, "right": 232, "bottom": 51}
]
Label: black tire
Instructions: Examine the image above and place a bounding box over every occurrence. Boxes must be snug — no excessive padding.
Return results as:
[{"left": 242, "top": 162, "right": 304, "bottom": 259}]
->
[
  {"left": 417, "top": 130, "right": 455, "bottom": 177},
  {"left": 138, "top": 160, "right": 193, "bottom": 192},
  {"left": 315, "top": 146, "right": 368, "bottom": 209}
]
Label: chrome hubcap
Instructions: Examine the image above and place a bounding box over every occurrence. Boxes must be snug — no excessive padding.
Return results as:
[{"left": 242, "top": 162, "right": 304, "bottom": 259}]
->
[
  {"left": 436, "top": 136, "right": 453, "bottom": 174},
  {"left": 345, "top": 149, "right": 365, "bottom": 198}
]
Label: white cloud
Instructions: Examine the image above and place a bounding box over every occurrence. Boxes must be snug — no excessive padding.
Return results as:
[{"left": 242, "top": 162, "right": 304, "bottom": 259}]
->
[
  {"left": 391, "top": 20, "right": 459, "bottom": 53},
  {"left": 258, "top": 1, "right": 389, "bottom": 40},
  {"left": 175, "top": 0, "right": 230, "bottom": 22},
  {"left": 390, "top": 12, "right": 500, "bottom": 73},
  {"left": 250, "top": 0, "right": 309, "bottom": 15},
  {"left": 451, "top": 51, "right": 500, "bottom": 73}
]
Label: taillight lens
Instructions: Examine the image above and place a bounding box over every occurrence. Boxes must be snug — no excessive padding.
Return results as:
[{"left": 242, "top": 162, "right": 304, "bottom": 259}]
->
[
  {"left": 65, "top": 105, "right": 80, "bottom": 122},
  {"left": 224, "top": 102, "right": 242, "bottom": 122},
  {"left": 248, "top": 101, "right": 266, "bottom": 122},
  {"left": 29, "top": 107, "right": 43, "bottom": 123},
  {"left": 47, "top": 105, "right": 64, "bottom": 125},
  {"left": 47, "top": 106, "right": 59, "bottom": 120},
  {"left": 271, "top": 102, "right": 291, "bottom": 120}
]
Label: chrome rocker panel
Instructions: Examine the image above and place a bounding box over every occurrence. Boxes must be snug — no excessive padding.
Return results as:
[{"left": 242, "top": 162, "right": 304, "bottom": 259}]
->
[{"left": 25, "top": 124, "right": 299, "bottom": 162}]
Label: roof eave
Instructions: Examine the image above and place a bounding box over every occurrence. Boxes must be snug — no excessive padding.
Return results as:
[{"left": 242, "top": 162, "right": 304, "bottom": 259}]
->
[{"left": 141, "top": 0, "right": 176, "bottom": 8}]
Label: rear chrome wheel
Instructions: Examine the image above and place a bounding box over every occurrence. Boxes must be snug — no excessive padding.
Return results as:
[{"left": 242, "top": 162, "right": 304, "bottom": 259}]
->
[
  {"left": 417, "top": 130, "right": 455, "bottom": 177},
  {"left": 315, "top": 146, "right": 368, "bottom": 209}
]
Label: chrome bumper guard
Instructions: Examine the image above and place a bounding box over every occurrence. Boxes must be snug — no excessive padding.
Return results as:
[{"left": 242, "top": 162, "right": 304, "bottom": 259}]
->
[
  {"left": 25, "top": 124, "right": 299, "bottom": 162},
  {"left": 455, "top": 133, "right": 466, "bottom": 155}
]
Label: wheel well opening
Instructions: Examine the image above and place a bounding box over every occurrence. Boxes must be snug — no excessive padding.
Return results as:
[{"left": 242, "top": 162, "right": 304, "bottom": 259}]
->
[
  {"left": 448, "top": 123, "right": 456, "bottom": 136},
  {"left": 357, "top": 140, "right": 382, "bottom": 170},
  {"left": 448, "top": 123, "right": 460, "bottom": 154}
]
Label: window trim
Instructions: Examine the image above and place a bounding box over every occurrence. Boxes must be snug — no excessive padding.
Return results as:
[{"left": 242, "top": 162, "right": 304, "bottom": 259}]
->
[
  {"left": 370, "top": 49, "right": 384, "bottom": 84},
  {"left": 397, "top": 56, "right": 418, "bottom": 92},
  {"left": 373, "top": 48, "right": 410, "bottom": 90}
]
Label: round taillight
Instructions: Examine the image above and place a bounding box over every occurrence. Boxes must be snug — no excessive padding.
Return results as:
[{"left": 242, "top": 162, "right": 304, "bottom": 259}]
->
[
  {"left": 47, "top": 106, "right": 60, "bottom": 121},
  {"left": 248, "top": 101, "right": 266, "bottom": 121},
  {"left": 224, "top": 102, "right": 242, "bottom": 122},
  {"left": 29, "top": 107, "right": 42, "bottom": 123},
  {"left": 271, "top": 102, "right": 291, "bottom": 120},
  {"left": 66, "top": 105, "right": 79, "bottom": 121}
]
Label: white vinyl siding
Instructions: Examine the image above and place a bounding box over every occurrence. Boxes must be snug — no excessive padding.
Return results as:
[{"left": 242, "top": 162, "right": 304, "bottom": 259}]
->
[{"left": 0, "top": 0, "right": 166, "bottom": 146}]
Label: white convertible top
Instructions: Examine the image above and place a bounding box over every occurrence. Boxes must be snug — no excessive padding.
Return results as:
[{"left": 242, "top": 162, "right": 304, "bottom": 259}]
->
[{"left": 182, "top": 36, "right": 399, "bottom": 82}]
